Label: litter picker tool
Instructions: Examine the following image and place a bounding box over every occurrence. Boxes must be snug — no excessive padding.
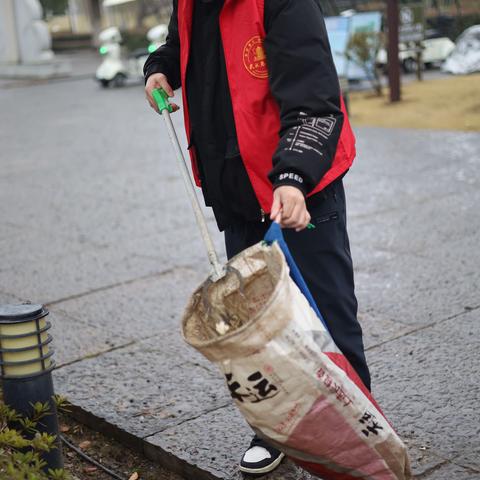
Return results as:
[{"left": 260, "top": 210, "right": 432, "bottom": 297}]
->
[
  {"left": 153, "top": 88, "right": 247, "bottom": 336},
  {"left": 152, "top": 88, "right": 224, "bottom": 281}
]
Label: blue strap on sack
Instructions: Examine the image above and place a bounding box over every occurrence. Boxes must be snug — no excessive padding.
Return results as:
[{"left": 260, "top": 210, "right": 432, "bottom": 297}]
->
[{"left": 264, "top": 222, "right": 329, "bottom": 332}]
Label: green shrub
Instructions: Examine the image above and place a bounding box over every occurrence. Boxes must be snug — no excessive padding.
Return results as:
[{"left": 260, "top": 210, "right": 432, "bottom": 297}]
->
[
  {"left": 346, "top": 31, "right": 384, "bottom": 96},
  {"left": 0, "top": 396, "right": 70, "bottom": 480}
]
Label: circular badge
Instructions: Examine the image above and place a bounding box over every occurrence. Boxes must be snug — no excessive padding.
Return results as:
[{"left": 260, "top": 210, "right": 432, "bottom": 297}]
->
[{"left": 243, "top": 35, "right": 269, "bottom": 79}]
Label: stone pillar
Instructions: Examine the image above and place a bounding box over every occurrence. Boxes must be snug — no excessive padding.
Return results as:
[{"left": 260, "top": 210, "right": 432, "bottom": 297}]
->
[
  {"left": 0, "top": 0, "right": 71, "bottom": 79},
  {"left": 15, "top": 0, "right": 55, "bottom": 64},
  {"left": 0, "top": 0, "right": 20, "bottom": 64}
]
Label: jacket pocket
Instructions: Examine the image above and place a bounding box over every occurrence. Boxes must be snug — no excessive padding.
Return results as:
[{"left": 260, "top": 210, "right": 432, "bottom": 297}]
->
[{"left": 314, "top": 211, "right": 339, "bottom": 225}]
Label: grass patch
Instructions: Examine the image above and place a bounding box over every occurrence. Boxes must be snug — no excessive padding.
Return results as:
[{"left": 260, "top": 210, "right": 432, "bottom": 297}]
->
[{"left": 349, "top": 73, "right": 480, "bottom": 132}]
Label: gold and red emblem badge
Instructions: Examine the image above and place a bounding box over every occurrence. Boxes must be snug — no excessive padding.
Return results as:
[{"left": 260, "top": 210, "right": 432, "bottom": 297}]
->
[{"left": 243, "top": 35, "right": 269, "bottom": 79}]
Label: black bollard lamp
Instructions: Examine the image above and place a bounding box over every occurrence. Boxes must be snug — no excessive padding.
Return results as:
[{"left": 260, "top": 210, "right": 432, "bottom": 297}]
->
[{"left": 0, "top": 304, "right": 63, "bottom": 469}]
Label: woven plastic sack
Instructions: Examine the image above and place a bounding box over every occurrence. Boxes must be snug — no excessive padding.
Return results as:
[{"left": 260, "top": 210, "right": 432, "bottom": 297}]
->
[{"left": 182, "top": 224, "right": 411, "bottom": 480}]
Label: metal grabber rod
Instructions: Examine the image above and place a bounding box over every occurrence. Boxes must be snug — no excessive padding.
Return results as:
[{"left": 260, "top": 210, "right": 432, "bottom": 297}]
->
[{"left": 152, "top": 88, "right": 225, "bottom": 281}]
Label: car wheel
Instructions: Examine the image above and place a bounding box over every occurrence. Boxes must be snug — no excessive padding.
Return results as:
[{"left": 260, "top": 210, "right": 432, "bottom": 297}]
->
[
  {"left": 100, "top": 79, "right": 110, "bottom": 88},
  {"left": 113, "top": 73, "right": 127, "bottom": 87},
  {"left": 403, "top": 58, "right": 417, "bottom": 73}
]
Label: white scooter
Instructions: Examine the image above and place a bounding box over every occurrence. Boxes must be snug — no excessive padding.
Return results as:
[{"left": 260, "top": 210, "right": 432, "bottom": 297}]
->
[
  {"left": 95, "top": 24, "right": 168, "bottom": 88},
  {"left": 146, "top": 24, "right": 169, "bottom": 54}
]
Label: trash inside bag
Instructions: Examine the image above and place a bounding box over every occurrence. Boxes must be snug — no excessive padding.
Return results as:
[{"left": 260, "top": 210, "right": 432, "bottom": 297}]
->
[{"left": 182, "top": 225, "right": 411, "bottom": 480}]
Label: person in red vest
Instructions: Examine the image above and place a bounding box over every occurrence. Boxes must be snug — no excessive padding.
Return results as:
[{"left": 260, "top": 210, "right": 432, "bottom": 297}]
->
[{"left": 144, "top": 0, "right": 371, "bottom": 475}]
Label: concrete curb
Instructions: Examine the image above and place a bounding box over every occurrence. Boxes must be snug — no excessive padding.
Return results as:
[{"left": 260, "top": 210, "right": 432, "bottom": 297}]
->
[{"left": 66, "top": 404, "right": 237, "bottom": 480}]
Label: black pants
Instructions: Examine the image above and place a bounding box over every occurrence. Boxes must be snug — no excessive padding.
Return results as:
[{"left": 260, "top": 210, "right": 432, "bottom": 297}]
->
[{"left": 224, "top": 178, "right": 371, "bottom": 391}]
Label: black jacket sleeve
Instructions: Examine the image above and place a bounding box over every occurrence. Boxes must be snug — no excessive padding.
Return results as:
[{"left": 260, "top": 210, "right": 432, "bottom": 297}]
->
[
  {"left": 264, "top": 0, "right": 344, "bottom": 194},
  {"left": 143, "top": 0, "right": 181, "bottom": 89}
]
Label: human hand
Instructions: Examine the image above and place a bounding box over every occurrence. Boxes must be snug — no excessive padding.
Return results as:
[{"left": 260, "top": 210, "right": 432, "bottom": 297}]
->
[
  {"left": 270, "top": 185, "right": 311, "bottom": 231},
  {"left": 145, "top": 73, "right": 180, "bottom": 113}
]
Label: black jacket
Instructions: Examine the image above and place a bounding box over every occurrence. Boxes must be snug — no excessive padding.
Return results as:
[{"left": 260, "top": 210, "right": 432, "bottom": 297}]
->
[{"left": 144, "top": 0, "right": 344, "bottom": 230}]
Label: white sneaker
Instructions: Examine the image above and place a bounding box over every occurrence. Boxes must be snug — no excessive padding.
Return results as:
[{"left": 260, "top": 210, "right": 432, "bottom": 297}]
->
[{"left": 239, "top": 435, "right": 285, "bottom": 475}]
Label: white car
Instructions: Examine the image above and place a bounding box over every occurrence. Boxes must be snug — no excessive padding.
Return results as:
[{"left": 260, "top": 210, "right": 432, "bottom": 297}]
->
[{"left": 377, "top": 37, "right": 455, "bottom": 73}]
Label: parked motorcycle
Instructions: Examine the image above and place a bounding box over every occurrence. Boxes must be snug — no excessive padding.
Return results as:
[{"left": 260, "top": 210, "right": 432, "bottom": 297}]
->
[{"left": 95, "top": 24, "right": 167, "bottom": 88}]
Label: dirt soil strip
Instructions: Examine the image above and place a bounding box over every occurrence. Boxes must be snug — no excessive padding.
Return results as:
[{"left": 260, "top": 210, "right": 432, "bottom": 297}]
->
[
  {"left": 60, "top": 411, "right": 186, "bottom": 480},
  {"left": 64, "top": 406, "right": 226, "bottom": 480},
  {"left": 349, "top": 73, "right": 480, "bottom": 132}
]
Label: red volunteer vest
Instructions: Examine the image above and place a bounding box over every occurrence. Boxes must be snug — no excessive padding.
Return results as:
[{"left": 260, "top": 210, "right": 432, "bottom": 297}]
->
[{"left": 178, "top": 0, "right": 356, "bottom": 213}]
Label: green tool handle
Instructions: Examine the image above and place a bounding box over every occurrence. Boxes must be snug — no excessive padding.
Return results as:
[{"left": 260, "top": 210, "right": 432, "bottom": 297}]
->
[
  {"left": 152, "top": 88, "right": 173, "bottom": 113},
  {"left": 152, "top": 87, "right": 224, "bottom": 280}
]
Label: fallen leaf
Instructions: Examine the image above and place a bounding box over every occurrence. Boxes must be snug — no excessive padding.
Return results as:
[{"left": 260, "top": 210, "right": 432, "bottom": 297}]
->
[
  {"left": 158, "top": 410, "right": 174, "bottom": 419},
  {"left": 83, "top": 466, "right": 98, "bottom": 474},
  {"left": 79, "top": 440, "right": 92, "bottom": 450},
  {"left": 129, "top": 473, "right": 139, "bottom": 480},
  {"left": 60, "top": 424, "right": 70, "bottom": 433}
]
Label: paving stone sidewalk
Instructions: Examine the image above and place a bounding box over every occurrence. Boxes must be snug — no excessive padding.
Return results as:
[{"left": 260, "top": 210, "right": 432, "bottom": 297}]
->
[{"left": 1, "top": 76, "right": 479, "bottom": 479}]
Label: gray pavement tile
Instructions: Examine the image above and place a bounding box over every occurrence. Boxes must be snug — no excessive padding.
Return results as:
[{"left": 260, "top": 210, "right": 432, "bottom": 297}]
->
[
  {"left": 0, "top": 80, "right": 187, "bottom": 180},
  {"left": 0, "top": 156, "right": 205, "bottom": 254},
  {"left": 345, "top": 166, "right": 477, "bottom": 223},
  {"left": 348, "top": 232, "right": 399, "bottom": 273},
  {"left": 345, "top": 131, "right": 480, "bottom": 262},
  {"left": 0, "top": 222, "right": 219, "bottom": 304},
  {"left": 357, "top": 311, "right": 416, "bottom": 350},
  {"left": 455, "top": 447, "right": 480, "bottom": 471},
  {"left": 0, "top": 165, "right": 188, "bottom": 239},
  {"left": 61, "top": 194, "right": 192, "bottom": 248},
  {"left": 341, "top": 134, "right": 480, "bottom": 278},
  {"left": 0, "top": 114, "right": 224, "bottom": 300},
  {"left": 50, "top": 266, "right": 206, "bottom": 360},
  {"left": 53, "top": 334, "right": 229, "bottom": 438},
  {"left": 0, "top": 221, "right": 23, "bottom": 243},
  {"left": 366, "top": 309, "right": 480, "bottom": 460},
  {"left": 55, "top": 50, "right": 99, "bottom": 77},
  {"left": 348, "top": 189, "right": 480, "bottom": 257},
  {"left": 146, "top": 404, "right": 315, "bottom": 480},
  {"left": 0, "top": 291, "right": 25, "bottom": 304},
  {"left": 423, "top": 462, "right": 480, "bottom": 480},
  {"left": 49, "top": 309, "right": 126, "bottom": 367},
  {"left": 354, "top": 234, "right": 480, "bottom": 327},
  {"left": 403, "top": 442, "right": 446, "bottom": 477},
  {"left": 0, "top": 242, "right": 164, "bottom": 304},
  {"left": 0, "top": 226, "right": 90, "bottom": 273},
  {"left": 0, "top": 296, "right": 117, "bottom": 368},
  {"left": 120, "top": 226, "right": 226, "bottom": 268},
  {"left": 353, "top": 127, "right": 480, "bottom": 181},
  {"left": 50, "top": 265, "right": 204, "bottom": 322}
]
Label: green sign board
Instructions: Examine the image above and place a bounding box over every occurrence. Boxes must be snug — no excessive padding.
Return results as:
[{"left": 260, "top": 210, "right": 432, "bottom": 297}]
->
[{"left": 399, "top": 3, "right": 425, "bottom": 42}]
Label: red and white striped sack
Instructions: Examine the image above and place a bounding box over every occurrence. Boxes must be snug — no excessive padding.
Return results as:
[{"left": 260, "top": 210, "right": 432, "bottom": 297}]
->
[{"left": 182, "top": 241, "right": 411, "bottom": 480}]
